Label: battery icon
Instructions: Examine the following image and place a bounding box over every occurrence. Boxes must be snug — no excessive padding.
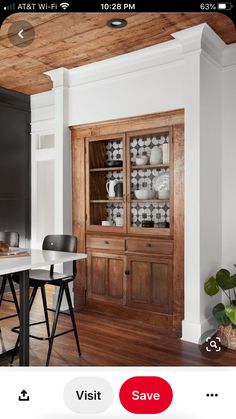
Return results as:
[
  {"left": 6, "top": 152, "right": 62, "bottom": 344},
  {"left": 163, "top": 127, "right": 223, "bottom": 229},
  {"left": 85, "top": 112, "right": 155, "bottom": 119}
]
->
[{"left": 217, "top": 2, "right": 233, "bottom": 9}]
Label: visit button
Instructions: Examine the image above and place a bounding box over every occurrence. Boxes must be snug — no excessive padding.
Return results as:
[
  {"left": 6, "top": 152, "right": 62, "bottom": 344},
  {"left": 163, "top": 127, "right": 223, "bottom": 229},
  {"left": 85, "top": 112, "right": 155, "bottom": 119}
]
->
[{"left": 119, "top": 376, "right": 173, "bottom": 414}]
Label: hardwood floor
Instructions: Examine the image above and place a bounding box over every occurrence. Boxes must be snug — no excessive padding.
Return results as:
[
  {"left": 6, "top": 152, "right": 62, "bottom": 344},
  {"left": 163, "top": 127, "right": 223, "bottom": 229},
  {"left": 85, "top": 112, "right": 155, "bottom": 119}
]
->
[{"left": 0, "top": 287, "right": 236, "bottom": 367}]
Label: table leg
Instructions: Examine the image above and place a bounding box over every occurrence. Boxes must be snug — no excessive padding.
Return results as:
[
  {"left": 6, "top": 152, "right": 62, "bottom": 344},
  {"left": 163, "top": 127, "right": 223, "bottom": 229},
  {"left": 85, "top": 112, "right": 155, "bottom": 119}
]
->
[{"left": 19, "top": 270, "right": 29, "bottom": 366}]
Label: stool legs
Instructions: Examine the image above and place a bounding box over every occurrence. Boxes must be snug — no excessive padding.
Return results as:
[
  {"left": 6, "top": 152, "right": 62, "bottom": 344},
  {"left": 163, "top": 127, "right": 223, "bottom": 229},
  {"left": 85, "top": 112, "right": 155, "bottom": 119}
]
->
[
  {"left": 0, "top": 277, "right": 7, "bottom": 306},
  {"left": 46, "top": 285, "right": 64, "bottom": 366},
  {"left": 0, "top": 275, "right": 19, "bottom": 320},
  {"left": 8, "top": 277, "right": 20, "bottom": 316},
  {"left": 11, "top": 282, "right": 81, "bottom": 366},
  {"left": 11, "top": 286, "right": 39, "bottom": 364},
  {"left": 40, "top": 286, "right": 50, "bottom": 338},
  {"left": 46, "top": 284, "right": 81, "bottom": 366},
  {"left": 64, "top": 284, "right": 81, "bottom": 356}
]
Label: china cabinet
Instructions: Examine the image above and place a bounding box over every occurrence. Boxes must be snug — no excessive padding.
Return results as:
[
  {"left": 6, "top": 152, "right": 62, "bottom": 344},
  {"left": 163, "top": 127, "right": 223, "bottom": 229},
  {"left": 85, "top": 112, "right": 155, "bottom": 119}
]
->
[{"left": 70, "top": 110, "right": 184, "bottom": 333}]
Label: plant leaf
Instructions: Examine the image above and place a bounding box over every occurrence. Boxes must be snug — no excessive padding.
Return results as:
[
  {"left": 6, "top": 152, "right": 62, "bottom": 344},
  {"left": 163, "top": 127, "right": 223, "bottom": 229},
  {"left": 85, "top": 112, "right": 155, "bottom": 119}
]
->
[
  {"left": 212, "top": 303, "right": 230, "bottom": 325},
  {"left": 225, "top": 306, "right": 236, "bottom": 325},
  {"left": 216, "top": 269, "right": 231, "bottom": 290},
  {"left": 204, "top": 276, "right": 219, "bottom": 296},
  {"left": 228, "top": 274, "right": 236, "bottom": 289}
]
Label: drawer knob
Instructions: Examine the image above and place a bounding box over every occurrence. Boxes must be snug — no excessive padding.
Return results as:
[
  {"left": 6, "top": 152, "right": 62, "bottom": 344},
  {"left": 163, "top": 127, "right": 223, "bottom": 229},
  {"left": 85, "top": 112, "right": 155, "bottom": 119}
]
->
[
  {"left": 125, "top": 270, "right": 130, "bottom": 275},
  {"left": 146, "top": 243, "right": 152, "bottom": 247},
  {"left": 105, "top": 240, "right": 109, "bottom": 244}
]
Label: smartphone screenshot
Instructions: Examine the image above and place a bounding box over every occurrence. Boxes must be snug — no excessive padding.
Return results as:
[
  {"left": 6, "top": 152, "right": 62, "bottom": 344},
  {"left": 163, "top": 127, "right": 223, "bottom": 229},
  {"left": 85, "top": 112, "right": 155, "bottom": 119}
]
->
[{"left": 0, "top": 0, "right": 235, "bottom": 417}]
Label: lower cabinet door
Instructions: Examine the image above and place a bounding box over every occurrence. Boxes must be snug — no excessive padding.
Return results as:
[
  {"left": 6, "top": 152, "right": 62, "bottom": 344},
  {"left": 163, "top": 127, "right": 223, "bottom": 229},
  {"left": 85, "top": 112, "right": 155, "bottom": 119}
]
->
[
  {"left": 126, "top": 256, "right": 173, "bottom": 314},
  {"left": 87, "top": 252, "right": 125, "bottom": 304}
]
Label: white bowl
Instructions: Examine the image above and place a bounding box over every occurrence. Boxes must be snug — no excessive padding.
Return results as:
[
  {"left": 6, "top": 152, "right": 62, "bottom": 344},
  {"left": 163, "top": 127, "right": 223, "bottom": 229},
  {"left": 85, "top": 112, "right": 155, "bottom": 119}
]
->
[
  {"left": 135, "top": 156, "right": 148, "bottom": 165},
  {"left": 158, "top": 189, "right": 170, "bottom": 200},
  {"left": 101, "top": 220, "right": 112, "bottom": 226},
  {"left": 134, "top": 189, "right": 149, "bottom": 200}
]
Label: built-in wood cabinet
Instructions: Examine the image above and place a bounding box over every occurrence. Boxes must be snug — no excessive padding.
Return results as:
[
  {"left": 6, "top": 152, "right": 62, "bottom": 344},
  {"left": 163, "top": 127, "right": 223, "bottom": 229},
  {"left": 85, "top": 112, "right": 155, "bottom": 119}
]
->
[{"left": 71, "top": 110, "right": 184, "bottom": 334}]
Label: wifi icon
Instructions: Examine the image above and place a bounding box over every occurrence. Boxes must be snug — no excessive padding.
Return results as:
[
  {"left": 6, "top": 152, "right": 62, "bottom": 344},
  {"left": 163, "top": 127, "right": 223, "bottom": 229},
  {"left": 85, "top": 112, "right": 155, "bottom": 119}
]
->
[{"left": 60, "top": 2, "right": 70, "bottom": 9}]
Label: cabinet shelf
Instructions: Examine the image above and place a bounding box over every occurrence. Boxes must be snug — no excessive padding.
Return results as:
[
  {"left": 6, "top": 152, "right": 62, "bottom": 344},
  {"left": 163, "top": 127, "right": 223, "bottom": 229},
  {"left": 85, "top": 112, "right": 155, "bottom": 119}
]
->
[
  {"left": 90, "top": 199, "right": 123, "bottom": 203},
  {"left": 131, "top": 199, "right": 169, "bottom": 203},
  {"left": 90, "top": 167, "right": 123, "bottom": 172},
  {"left": 131, "top": 163, "right": 169, "bottom": 170}
]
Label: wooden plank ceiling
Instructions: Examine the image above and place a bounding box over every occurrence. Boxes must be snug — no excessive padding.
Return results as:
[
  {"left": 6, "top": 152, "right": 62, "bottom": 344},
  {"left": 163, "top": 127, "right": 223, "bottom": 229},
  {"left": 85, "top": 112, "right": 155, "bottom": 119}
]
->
[{"left": 0, "top": 12, "right": 235, "bottom": 95}]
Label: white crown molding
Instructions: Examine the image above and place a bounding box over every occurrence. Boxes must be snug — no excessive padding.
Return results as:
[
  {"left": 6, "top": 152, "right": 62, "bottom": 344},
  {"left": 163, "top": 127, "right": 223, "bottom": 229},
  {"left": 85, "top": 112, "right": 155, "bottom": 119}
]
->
[
  {"left": 44, "top": 67, "right": 70, "bottom": 88},
  {"left": 172, "top": 23, "right": 227, "bottom": 66},
  {"left": 223, "top": 44, "right": 236, "bottom": 67},
  {"left": 42, "top": 23, "right": 235, "bottom": 91},
  {"left": 69, "top": 40, "right": 182, "bottom": 87}
]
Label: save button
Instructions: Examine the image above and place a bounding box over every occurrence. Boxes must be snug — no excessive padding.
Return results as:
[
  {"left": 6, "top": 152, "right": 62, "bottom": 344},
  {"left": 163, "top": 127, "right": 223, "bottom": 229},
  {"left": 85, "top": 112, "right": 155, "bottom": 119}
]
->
[{"left": 119, "top": 376, "right": 173, "bottom": 414}]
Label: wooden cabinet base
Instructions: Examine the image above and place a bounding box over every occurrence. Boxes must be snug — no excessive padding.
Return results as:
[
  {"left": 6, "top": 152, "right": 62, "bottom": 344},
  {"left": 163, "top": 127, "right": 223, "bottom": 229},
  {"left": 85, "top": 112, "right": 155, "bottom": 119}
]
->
[{"left": 85, "top": 299, "right": 178, "bottom": 334}]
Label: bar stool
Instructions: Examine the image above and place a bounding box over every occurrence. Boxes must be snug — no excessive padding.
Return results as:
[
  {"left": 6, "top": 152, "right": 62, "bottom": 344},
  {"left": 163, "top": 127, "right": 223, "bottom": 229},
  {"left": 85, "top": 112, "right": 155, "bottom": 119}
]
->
[
  {"left": 0, "top": 231, "right": 20, "bottom": 320},
  {"left": 11, "top": 234, "right": 81, "bottom": 366}
]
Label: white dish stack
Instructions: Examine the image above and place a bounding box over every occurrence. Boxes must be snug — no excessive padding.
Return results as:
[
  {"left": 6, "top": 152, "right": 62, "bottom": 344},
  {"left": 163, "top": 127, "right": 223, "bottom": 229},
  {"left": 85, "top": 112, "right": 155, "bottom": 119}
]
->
[{"left": 162, "top": 143, "right": 169, "bottom": 164}]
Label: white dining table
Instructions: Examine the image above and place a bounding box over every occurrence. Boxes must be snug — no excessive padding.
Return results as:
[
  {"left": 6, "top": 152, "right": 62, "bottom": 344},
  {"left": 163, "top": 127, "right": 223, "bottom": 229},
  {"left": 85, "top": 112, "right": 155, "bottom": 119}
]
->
[{"left": 0, "top": 249, "right": 87, "bottom": 366}]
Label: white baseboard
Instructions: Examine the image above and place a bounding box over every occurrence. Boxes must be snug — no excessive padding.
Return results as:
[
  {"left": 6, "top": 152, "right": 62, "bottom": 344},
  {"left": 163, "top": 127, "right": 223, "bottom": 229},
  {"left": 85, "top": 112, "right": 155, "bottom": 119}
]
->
[{"left": 182, "top": 316, "right": 217, "bottom": 344}]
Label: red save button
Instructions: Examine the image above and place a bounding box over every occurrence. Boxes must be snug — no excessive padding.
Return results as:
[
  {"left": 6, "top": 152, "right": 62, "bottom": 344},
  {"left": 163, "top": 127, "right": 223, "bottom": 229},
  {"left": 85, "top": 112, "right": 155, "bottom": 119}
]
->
[{"left": 119, "top": 376, "right": 173, "bottom": 414}]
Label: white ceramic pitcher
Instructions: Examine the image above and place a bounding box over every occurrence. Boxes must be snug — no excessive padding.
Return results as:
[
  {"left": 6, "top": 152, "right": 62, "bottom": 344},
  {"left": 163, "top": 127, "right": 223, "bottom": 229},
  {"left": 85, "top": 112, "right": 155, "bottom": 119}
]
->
[
  {"left": 106, "top": 180, "right": 118, "bottom": 198},
  {"left": 150, "top": 146, "right": 162, "bottom": 164}
]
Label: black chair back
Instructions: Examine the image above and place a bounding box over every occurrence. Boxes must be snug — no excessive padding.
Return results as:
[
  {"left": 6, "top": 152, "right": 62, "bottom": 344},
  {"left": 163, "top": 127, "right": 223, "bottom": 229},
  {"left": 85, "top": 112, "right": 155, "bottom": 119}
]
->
[
  {"left": 42, "top": 235, "right": 77, "bottom": 276},
  {"left": 43, "top": 235, "right": 77, "bottom": 253},
  {"left": 0, "top": 231, "right": 19, "bottom": 247}
]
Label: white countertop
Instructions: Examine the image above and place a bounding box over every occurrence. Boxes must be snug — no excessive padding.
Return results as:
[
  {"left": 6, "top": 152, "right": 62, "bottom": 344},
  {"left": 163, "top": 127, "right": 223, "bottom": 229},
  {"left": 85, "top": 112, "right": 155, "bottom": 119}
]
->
[{"left": 0, "top": 249, "right": 87, "bottom": 275}]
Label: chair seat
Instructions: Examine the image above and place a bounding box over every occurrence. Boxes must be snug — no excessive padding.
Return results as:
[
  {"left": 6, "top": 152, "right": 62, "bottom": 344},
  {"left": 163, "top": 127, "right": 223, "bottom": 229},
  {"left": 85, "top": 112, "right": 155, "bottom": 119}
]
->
[{"left": 14, "top": 269, "right": 73, "bottom": 286}]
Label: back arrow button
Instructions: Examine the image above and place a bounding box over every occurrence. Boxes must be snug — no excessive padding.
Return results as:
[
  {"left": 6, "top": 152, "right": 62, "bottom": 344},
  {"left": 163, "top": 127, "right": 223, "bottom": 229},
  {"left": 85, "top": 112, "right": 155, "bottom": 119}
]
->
[
  {"left": 18, "top": 29, "right": 24, "bottom": 39},
  {"left": 8, "top": 20, "right": 35, "bottom": 47}
]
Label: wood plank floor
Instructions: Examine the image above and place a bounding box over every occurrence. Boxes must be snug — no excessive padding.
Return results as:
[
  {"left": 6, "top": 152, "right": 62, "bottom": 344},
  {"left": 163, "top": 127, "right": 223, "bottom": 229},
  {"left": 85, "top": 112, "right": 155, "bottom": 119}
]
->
[{"left": 0, "top": 288, "right": 236, "bottom": 367}]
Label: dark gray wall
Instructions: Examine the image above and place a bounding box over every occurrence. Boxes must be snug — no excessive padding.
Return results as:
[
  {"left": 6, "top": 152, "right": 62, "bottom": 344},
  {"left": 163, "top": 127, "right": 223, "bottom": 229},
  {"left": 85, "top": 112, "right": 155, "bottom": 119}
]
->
[{"left": 0, "top": 87, "right": 31, "bottom": 248}]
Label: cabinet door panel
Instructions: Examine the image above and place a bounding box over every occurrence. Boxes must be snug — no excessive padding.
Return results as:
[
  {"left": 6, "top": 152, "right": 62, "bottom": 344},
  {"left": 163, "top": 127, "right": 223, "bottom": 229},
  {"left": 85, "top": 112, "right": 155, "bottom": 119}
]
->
[
  {"left": 108, "top": 258, "right": 124, "bottom": 300},
  {"left": 130, "top": 261, "right": 151, "bottom": 304},
  {"left": 87, "top": 252, "right": 125, "bottom": 303},
  {"left": 127, "top": 256, "right": 172, "bottom": 314},
  {"left": 89, "top": 255, "right": 107, "bottom": 296},
  {"left": 151, "top": 263, "right": 169, "bottom": 307}
]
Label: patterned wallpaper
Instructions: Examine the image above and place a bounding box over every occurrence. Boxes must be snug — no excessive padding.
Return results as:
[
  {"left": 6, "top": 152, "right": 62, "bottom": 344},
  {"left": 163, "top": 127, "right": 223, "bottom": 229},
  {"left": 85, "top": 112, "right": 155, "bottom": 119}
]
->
[{"left": 105, "top": 133, "right": 170, "bottom": 228}]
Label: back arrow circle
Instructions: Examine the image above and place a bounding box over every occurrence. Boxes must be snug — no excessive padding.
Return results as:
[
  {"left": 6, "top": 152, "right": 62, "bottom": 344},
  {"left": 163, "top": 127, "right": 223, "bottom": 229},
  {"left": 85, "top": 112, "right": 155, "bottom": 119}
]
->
[{"left": 8, "top": 21, "right": 35, "bottom": 47}]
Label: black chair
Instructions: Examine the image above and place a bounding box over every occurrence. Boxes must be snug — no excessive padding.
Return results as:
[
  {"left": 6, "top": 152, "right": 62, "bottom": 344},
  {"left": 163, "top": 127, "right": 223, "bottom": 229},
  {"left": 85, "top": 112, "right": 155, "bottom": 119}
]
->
[
  {"left": 0, "top": 231, "right": 20, "bottom": 320},
  {"left": 12, "top": 234, "right": 81, "bottom": 366}
]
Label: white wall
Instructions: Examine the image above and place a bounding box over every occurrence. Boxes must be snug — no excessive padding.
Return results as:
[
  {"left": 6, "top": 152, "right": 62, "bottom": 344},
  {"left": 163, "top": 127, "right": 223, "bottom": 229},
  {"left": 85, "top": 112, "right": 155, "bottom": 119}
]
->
[
  {"left": 222, "top": 60, "right": 236, "bottom": 269},
  {"left": 199, "top": 53, "right": 222, "bottom": 327},
  {"left": 69, "top": 61, "right": 184, "bottom": 125}
]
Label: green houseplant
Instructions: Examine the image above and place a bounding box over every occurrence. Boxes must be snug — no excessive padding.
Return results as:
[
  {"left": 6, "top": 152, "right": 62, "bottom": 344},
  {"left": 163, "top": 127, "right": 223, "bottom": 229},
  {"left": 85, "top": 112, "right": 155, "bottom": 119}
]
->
[{"left": 204, "top": 266, "right": 236, "bottom": 349}]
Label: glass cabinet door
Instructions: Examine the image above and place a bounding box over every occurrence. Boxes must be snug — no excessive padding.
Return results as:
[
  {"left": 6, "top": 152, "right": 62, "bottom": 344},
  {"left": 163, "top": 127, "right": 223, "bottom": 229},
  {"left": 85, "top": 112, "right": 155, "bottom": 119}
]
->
[
  {"left": 127, "top": 128, "right": 172, "bottom": 236},
  {"left": 86, "top": 134, "right": 126, "bottom": 232}
]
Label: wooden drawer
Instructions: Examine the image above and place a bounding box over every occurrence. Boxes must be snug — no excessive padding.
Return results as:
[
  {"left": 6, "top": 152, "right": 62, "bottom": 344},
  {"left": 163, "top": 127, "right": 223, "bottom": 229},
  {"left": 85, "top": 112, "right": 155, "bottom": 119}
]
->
[
  {"left": 127, "top": 239, "right": 173, "bottom": 255},
  {"left": 86, "top": 236, "right": 125, "bottom": 251}
]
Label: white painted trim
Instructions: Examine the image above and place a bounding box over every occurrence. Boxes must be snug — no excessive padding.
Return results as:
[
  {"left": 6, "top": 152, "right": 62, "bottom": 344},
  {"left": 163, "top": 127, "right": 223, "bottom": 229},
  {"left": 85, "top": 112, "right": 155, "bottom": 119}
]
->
[
  {"left": 182, "top": 317, "right": 217, "bottom": 344},
  {"left": 34, "top": 149, "right": 56, "bottom": 161},
  {"left": 69, "top": 40, "right": 182, "bottom": 87},
  {"left": 223, "top": 44, "right": 236, "bottom": 67},
  {"left": 45, "top": 67, "right": 69, "bottom": 88},
  {"left": 31, "top": 120, "right": 55, "bottom": 133},
  {"left": 172, "top": 23, "right": 225, "bottom": 66}
]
